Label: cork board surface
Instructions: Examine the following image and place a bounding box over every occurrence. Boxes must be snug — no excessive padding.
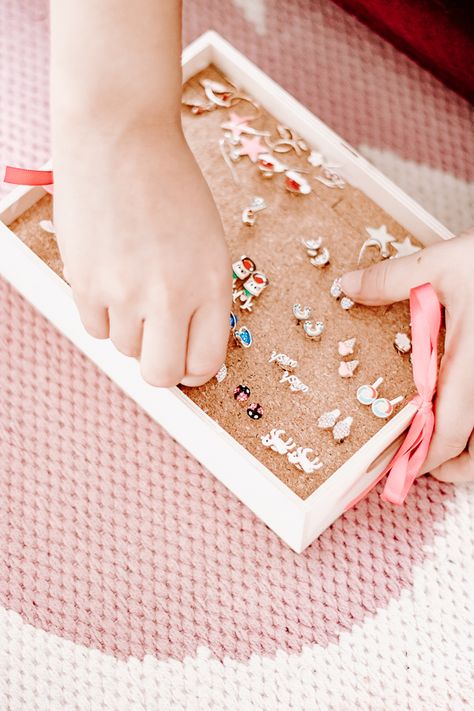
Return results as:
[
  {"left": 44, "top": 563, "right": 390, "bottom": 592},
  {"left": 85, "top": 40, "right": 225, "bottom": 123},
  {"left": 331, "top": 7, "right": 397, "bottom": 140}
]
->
[{"left": 9, "top": 65, "right": 424, "bottom": 500}]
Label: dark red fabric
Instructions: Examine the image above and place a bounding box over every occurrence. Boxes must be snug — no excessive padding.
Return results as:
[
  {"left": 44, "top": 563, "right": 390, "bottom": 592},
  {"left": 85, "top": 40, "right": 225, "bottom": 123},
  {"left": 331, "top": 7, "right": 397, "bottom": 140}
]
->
[{"left": 331, "top": 0, "right": 474, "bottom": 102}]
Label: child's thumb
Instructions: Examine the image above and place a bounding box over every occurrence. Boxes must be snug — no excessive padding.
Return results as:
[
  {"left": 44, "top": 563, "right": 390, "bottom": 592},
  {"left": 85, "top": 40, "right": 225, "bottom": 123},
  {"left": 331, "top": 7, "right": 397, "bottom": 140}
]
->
[{"left": 340, "top": 247, "right": 439, "bottom": 306}]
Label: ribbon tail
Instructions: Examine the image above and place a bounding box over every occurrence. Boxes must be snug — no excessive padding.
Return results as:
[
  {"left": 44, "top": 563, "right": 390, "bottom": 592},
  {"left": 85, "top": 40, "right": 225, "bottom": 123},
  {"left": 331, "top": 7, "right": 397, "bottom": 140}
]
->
[
  {"left": 381, "top": 411, "right": 435, "bottom": 505},
  {"left": 4, "top": 166, "right": 54, "bottom": 187}
]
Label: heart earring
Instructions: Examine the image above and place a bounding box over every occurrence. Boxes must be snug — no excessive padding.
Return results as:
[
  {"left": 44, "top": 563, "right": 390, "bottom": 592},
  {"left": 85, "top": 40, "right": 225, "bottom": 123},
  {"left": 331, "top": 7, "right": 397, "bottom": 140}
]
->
[
  {"left": 371, "top": 396, "right": 404, "bottom": 419},
  {"left": 356, "top": 377, "right": 384, "bottom": 405}
]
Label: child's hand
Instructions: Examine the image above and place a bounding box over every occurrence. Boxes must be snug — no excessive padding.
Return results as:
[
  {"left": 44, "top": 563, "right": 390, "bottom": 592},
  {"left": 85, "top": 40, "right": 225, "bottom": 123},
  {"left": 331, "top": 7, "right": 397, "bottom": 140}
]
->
[
  {"left": 341, "top": 229, "right": 474, "bottom": 483},
  {"left": 53, "top": 119, "right": 232, "bottom": 387}
]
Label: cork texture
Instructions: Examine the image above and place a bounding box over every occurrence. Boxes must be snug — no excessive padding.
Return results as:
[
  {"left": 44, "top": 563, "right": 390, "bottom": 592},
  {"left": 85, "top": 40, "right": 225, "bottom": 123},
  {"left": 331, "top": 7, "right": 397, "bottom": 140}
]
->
[{"left": 9, "top": 66, "right": 424, "bottom": 500}]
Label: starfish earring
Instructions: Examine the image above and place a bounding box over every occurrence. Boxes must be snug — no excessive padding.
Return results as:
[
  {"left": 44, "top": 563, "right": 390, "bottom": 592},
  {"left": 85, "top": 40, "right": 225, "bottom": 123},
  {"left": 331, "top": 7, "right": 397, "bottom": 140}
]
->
[{"left": 358, "top": 225, "right": 397, "bottom": 263}]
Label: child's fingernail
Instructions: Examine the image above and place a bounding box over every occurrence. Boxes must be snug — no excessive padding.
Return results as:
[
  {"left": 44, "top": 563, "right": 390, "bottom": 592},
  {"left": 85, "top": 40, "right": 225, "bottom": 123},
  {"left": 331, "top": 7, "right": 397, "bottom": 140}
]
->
[{"left": 341, "top": 270, "right": 363, "bottom": 297}]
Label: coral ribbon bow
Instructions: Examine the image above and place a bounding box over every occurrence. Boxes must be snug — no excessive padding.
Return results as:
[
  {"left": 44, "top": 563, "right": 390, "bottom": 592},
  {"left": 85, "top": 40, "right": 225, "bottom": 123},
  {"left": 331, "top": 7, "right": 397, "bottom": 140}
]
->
[
  {"left": 346, "top": 282, "right": 442, "bottom": 510},
  {"left": 381, "top": 283, "right": 441, "bottom": 504}
]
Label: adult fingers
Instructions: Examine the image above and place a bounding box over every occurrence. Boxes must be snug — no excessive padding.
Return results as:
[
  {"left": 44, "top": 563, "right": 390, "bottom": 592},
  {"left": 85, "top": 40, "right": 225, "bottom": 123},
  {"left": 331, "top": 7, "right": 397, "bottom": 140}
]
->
[
  {"left": 181, "top": 300, "right": 230, "bottom": 387},
  {"left": 419, "top": 320, "right": 474, "bottom": 475},
  {"left": 108, "top": 307, "right": 144, "bottom": 358},
  {"left": 430, "top": 432, "right": 474, "bottom": 483},
  {"left": 140, "top": 310, "right": 187, "bottom": 387},
  {"left": 340, "top": 239, "right": 449, "bottom": 306},
  {"left": 73, "top": 292, "right": 110, "bottom": 339}
]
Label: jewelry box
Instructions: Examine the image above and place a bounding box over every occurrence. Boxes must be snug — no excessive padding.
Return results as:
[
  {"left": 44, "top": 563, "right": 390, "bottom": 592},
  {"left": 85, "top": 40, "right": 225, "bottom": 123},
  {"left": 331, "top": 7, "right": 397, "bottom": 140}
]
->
[{"left": 0, "top": 32, "right": 450, "bottom": 552}]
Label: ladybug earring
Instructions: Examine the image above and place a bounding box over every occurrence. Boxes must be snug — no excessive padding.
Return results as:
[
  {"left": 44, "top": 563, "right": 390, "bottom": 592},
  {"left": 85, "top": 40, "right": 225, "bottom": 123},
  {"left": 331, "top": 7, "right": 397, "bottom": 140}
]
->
[{"left": 234, "top": 384, "right": 251, "bottom": 402}]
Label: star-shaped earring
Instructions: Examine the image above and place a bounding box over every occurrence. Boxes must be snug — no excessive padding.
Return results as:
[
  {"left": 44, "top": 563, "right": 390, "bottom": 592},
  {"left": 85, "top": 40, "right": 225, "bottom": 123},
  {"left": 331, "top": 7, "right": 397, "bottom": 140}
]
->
[
  {"left": 221, "top": 112, "right": 253, "bottom": 140},
  {"left": 238, "top": 135, "right": 266, "bottom": 163},
  {"left": 391, "top": 236, "right": 421, "bottom": 258},
  {"left": 358, "top": 224, "right": 397, "bottom": 263}
]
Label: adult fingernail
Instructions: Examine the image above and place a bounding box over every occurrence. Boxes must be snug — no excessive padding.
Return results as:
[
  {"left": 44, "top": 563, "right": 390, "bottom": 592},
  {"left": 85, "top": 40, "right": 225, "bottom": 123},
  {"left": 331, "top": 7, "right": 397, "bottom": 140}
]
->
[{"left": 341, "top": 269, "right": 363, "bottom": 297}]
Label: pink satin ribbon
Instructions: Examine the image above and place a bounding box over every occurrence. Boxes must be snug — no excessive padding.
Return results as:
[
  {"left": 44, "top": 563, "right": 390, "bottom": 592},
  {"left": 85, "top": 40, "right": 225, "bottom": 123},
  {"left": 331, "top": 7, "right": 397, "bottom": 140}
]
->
[
  {"left": 3, "top": 166, "right": 54, "bottom": 194},
  {"left": 346, "top": 282, "right": 442, "bottom": 509}
]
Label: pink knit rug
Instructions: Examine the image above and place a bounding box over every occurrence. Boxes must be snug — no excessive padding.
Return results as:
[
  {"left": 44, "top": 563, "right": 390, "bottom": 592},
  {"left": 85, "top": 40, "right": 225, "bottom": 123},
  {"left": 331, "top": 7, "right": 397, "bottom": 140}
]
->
[{"left": 1, "top": 2, "right": 473, "bottom": 709}]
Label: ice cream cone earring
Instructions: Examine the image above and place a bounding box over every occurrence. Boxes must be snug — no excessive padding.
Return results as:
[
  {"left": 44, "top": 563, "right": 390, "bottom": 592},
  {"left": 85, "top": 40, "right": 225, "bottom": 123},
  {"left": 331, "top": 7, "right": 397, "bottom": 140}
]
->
[
  {"left": 356, "top": 377, "right": 384, "bottom": 405},
  {"left": 371, "top": 396, "right": 404, "bottom": 419}
]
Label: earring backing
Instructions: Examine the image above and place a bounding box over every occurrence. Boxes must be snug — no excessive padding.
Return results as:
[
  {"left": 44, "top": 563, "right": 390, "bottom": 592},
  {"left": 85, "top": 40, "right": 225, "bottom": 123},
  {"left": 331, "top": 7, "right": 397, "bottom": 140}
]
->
[
  {"left": 371, "top": 396, "right": 404, "bottom": 419},
  {"left": 356, "top": 377, "right": 384, "bottom": 405}
]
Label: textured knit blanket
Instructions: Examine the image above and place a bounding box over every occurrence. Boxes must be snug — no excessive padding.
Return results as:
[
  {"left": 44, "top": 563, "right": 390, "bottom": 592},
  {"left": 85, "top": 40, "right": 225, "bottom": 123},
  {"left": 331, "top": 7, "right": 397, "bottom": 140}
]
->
[{"left": 1, "top": 2, "right": 473, "bottom": 709}]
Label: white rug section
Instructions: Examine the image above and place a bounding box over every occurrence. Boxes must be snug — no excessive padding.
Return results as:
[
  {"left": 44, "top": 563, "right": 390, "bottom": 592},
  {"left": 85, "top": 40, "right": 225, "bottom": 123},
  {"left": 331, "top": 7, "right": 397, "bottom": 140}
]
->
[
  {"left": 1, "top": 484, "right": 473, "bottom": 711},
  {"left": 232, "top": 0, "right": 266, "bottom": 35},
  {"left": 358, "top": 144, "right": 474, "bottom": 236}
]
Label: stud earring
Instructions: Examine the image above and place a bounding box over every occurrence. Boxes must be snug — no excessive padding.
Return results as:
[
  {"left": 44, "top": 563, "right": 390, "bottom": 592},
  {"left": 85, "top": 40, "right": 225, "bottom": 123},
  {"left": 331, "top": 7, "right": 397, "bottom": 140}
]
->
[
  {"left": 269, "top": 350, "right": 298, "bottom": 370},
  {"left": 315, "top": 163, "right": 345, "bottom": 189},
  {"left": 302, "top": 237, "right": 322, "bottom": 256},
  {"left": 279, "top": 371, "right": 310, "bottom": 394},
  {"left": 287, "top": 447, "right": 323, "bottom": 474},
  {"left": 215, "top": 364, "right": 227, "bottom": 383},
  {"left": 233, "top": 326, "right": 253, "bottom": 348},
  {"left": 233, "top": 272, "right": 269, "bottom": 312},
  {"left": 309, "top": 248, "right": 330, "bottom": 267},
  {"left": 261, "top": 428, "right": 296, "bottom": 455},
  {"left": 371, "top": 396, "right": 404, "bottom": 419},
  {"left": 257, "top": 153, "right": 287, "bottom": 178},
  {"left": 332, "top": 416, "right": 353, "bottom": 443},
  {"left": 338, "top": 338, "right": 356, "bottom": 357},
  {"left": 330, "top": 278, "right": 354, "bottom": 310},
  {"left": 234, "top": 384, "right": 251, "bottom": 402},
  {"left": 232, "top": 256, "right": 256, "bottom": 286},
  {"left": 284, "top": 170, "right": 311, "bottom": 195},
  {"left": 356, "top": 377, "right": 384, "bottom": 405},
  {"left": 265, "top": 125, "right": 308, "bottom": 155},
  {"left": 242, "top": 196, "right": 267, "bottom": 226},
  {"left": 303, "top": 320, "right": 324, "bottom": 339},
  {"left": 293, "top": 303, "right": 312, "bottom": 322},
  {"left": 394, "top": 332, "right": 411, "bottom": 354},
  {"left": 247, "top": 403, "right": 263, "bottom": 420},
  {"left": 317, "top": 409, "right": 341, "bottom": 430},
  {"left": 338, "top": 360, "right": 359, "bottom": 378},
  {"left": 39, "top": 219, "right": 55, "bottom": 234}
]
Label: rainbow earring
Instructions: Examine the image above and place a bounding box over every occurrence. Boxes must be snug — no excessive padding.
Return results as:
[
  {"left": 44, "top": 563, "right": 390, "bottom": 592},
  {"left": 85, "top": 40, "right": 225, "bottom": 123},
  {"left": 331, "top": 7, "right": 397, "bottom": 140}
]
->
[
  {"left": 356, "top": 377, "right": 384, "bottom": 405},
  {"left": 371, "top": 396, "right": 404, "bottom": 419}
]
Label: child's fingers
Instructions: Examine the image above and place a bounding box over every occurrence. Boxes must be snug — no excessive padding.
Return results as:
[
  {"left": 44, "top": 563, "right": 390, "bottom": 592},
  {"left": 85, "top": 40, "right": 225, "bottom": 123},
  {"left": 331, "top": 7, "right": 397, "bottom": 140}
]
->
[
  {"left": 108, "top": 308, "right": 144, "bottom": 358},
  {"left": 181, "top": 301, "right": 230, "bottom": 387},
  {"left": 429, "top": 433, "right": 474, "bottom": 483},
  {"left": 340, "top": 242, "right": 445, "bottom": 306},
  {"left": 140, "top": 312, "right": 187, "bottom": 387},
  {"left": 74, "top": 294, "right": 110, "bottom": 339}
]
